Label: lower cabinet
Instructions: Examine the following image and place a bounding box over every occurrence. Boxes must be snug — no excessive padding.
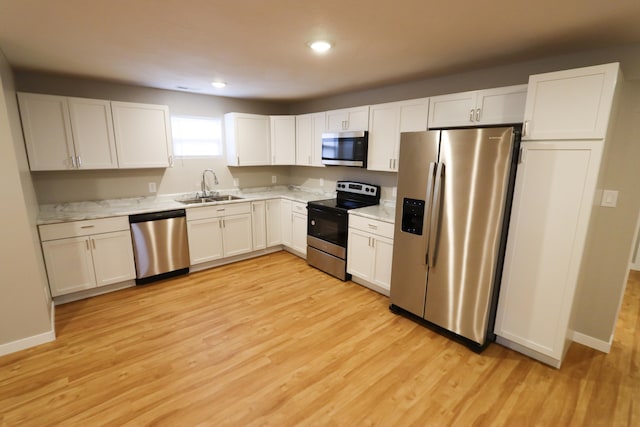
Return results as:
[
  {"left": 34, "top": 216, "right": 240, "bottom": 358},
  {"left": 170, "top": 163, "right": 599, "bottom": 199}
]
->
[
  {"left": 251, "top": 201, "right": 267, "bottom": 250},
  {"left": 266, "top": 199, "right": 282, "bottom": 246},
  {"left": 187, "top": 202, "right": 253, "bottom": 265},
  {"left": 347, "top": 214, "right": 394, "bottom": 294},
  {"left": 281, "top": 200, "right": 307, "bottom": 257},
  {"left": 39, "top": 217, "right": 135, "bottom": 297}
]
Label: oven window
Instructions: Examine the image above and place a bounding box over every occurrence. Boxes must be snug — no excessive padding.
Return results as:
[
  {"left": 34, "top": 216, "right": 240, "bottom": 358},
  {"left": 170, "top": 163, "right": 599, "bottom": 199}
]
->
[{"left": 307, "top": 207, "right": 348, "bottom": 247}]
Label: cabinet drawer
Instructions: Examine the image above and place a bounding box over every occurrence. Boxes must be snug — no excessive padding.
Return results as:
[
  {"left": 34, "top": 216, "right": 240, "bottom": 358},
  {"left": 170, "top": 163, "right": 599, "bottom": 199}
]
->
[
  {"left": 292, "top": 201, "right": 307, "bottom": 215},
  {"left": 39, "top": 216, "right": 129, "bottom": 241},
  {"left": 349, "top": 215, "right": 394, "bottom": 239},
  {"left": 187, "top": 202, "right": 251, "bottom": 221}
]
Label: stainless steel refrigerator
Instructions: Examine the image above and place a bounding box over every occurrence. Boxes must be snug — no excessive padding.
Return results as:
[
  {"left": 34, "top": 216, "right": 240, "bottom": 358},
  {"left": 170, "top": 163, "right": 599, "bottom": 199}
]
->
[{"left": 390, "top": 127, "right": 519, "bottom": 349}]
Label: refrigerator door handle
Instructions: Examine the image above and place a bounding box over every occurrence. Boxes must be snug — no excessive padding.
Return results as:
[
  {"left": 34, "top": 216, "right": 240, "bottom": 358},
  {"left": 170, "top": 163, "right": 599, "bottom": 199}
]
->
[
  {"left": 424, "top": 161, "right": 437, "bottom": 265},
  {"left": 428, "top": 162, "right": 444, "bottom": 268}
]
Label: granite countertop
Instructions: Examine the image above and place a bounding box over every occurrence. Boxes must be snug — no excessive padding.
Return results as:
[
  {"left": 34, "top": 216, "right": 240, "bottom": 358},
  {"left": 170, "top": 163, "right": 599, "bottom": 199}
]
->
[
  {"left": 37, "top": 186, "right": 334, "bottom": 225},
  {"left": 349, "top": 202, "right": 396, "bottom": 223}
]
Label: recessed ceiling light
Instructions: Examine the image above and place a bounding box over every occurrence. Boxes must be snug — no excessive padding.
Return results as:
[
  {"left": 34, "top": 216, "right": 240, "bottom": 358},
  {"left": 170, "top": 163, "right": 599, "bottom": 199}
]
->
[
  {"left": 211, "top": 81, "right": 227, "bottom": 89},
  {"left": 309, "top": 40, "right": 332, "bottom": 54}
]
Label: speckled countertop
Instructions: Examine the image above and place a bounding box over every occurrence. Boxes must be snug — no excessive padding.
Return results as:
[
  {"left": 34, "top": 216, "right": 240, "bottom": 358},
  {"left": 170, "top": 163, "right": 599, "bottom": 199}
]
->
[
  {"left": 37, "top": 185, "right": 334, "bottom": 225},
  {"left": 349, "top": 202, "right": 396, "bottom": 223}
]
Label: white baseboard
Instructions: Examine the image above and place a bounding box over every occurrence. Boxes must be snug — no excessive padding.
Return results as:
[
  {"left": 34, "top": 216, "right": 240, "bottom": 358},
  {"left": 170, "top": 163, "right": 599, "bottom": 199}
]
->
[
  {"left": 495, "top": 336, "right": 563, "bottom": 369},
  {"left": 570, "top": 330, "right": 612, "bottom": 353},
  {"left": 630, "top": 262, "right": 640, "bottom": 271},
  {"left": 0, "top": 302, "right": 56, "bottom": 357},
  {"left": 351, "top": 276, "right": 390, "bottom": 296}
]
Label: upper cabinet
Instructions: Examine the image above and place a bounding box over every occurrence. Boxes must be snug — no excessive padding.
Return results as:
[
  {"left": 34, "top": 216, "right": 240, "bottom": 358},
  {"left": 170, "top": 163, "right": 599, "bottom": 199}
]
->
[
  {"left": 270, "top": 115, "right": 296, "bottom": 165},
  {"left": 111, "top": 101, "right": 172, "bottom": 168},
  {"left": 295, "top": 112, "right": 326, "bottom": 167},
  {"left": 522, "top": 63, "right": 620, "bottom": 140},
  {"left": 367, "top": 98, "right": 429, "bottom": 172},
  {"left": 326, "top": 106, "right": 369, "bottom": 131},
  {"left": 428, "top": 84, "right": 527, "bottom": 129},
  {"left": 224, "top": 113, "right": 271, "bottom": 166},
  {"left": 18, "top": 93, "right": 172, "bottom": 171}
]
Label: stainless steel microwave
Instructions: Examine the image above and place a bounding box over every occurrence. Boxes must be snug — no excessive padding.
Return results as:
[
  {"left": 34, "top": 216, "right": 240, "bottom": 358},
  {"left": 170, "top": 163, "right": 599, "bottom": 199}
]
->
[{"left": 321, "top": 131, "right": 368, "bottom": 167}]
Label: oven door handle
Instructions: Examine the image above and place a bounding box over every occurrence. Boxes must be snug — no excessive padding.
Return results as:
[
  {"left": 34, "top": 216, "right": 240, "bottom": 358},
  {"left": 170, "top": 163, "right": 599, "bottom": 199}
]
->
[{"left": 307, "top": 207, "right": 347, "bottom": 218}]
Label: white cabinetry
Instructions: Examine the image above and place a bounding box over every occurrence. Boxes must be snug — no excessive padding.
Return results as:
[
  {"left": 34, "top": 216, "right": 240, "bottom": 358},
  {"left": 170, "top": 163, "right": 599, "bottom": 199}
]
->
[
  {"left": 281, "top": 200, "right": 307, "bottom": 257},
  {"left": 495, "top": 63, "right": 621, "bottom": 368},
  {"left": 187, "top": 203, "right": 253, "bottom": 265},
  {"left": 367, "top": 98, "right": 429, "bottom": 172},
  {"left": 347, "top": 214, "right": 394, "bottom": 295},
  {"left": 39, "top": 217, "right": 135, "bottom": 297},
  {"left": 18, "top": 93, "right": 118, "bottom": 170},
  {"left": 495, "top": 141, "right": 603, "bottom": 367},
  {"left": 251, "top": 201, "right": 267, "bottom": 250},
  {"left": 295, "top": 112, "right": 326, "bottom": 166},
  {"left": 224, "top": 113, "right": 271, "bottom": 166},
  {"left": 428, "top": 85, "right": 527, "bottom": 129},
  {"left": 266, "top": 199, "right": 283, "bottom": 246},
  {"left": 326, "top": 106, "right": 369, "bottom": 131},
  {"left": 111, "top": 101, "right": 173, "bottom": 168},
  {"left": 521, "top": 63, "right": 620, "bottom": 140},
  {"left": 270, "top": 115, "right": 296, "bottom": 165}
]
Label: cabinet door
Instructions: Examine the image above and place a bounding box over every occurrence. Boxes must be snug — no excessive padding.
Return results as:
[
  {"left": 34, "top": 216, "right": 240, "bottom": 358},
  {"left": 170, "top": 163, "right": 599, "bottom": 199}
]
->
[
  {"left": 475, "top": 85, "right": 527, "bottom": 126},
  {"left": 90, "top": 231, "right": 136, "bottom": 286},
  {"left": 495, "top": 140, "right": 603, "bottom": 361},
  {"left": 225, "top": 113, "right": 271, "bottom": 166},
  {"left": 295, "top": 114, "right": 313, "bottom": 166},
  {"left": 271, "top": 116, "right": 296, "bottom": 165},
  {"left": 428, "top": 91, "right": 477, "bottom": 129},
  {"left": 326, "top": 106, "right": 369, "bottom": 131},
  {"left": 372, "top": 236, "right": 394, "bottom": 291},
  {"left": 398, "top": 98, "right": 429, "bottom": 132},
  {"left": 347, "top": 228, "right": 373, "bottom": 281},
  {"left": 222, "top": 214, "right": 253, "bottom": 257},
  {"left": 68, "top": 97, "right": 118, "bottom": 169},
  {"left": 252, "top": 201, "right": 267, "bottom": 250},
  {"left": 187, "top": 218, "right": 224, "bottom": 264},
  {"left": 367, "top": 102, "right": 400, "bottom": 172},
  {"left": 311, "top": 112, "right": 327, "bottom": 166},
  {"left": 111, "top": 101, "right": 172, "bottom": 168},
  {"left": 17, "top": 93, "right": 75, "bottom": 171},
  {"left": 42, "top": 237, "right": 95, "bottom": 296},
  {"left": 281, "top": 199, "right": 292, "bottom": 247},
  {"left": 266, "top": 199, "right": 282, "bottom": 246},
  {"left": 291, "top": 213, "right": 308, "bottom": 256},
  {"left": 522, "top": 63, "right": 619, "bottom": 140}
]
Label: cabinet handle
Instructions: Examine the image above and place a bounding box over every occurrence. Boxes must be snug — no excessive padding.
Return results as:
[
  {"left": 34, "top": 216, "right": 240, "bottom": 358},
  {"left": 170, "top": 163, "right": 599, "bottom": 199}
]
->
[
  {"left": 85, "top": 240, "right": 89, "bottom": 250},
  {"left": 76, "top": 155, "right": 82, "bottom": 168},
  {"left": 70, "top": 156, "right": 77, "bottom": 168},
  {"left": 368, "top": 223, "right": 378, "bottom": 230},
  {"left": 393, "top": 159, "right": 397, "bottom": 170},
  {"left": 219, "top": 220, "right": 223, "bottom": 229},
  {"left": 308, "top": 155, "right": 311, "bottom": 164},
  {"left": 469, "top": 109, "right": 475, "bottom": 122},
  {"left": 91, "top": 238, "right": 96, "bottom": 250},
  {"left": 80, "top": 225, "right": 95, "bottom": 229},
  {"left": 475, "top": 108, "right": 481, "bottom": 122},
  {"left": 168, "top": 155, "right": 174, "bottom": 167},
  {"left": 522, "top": 120, "right": 529, "bottom": 137},
  {"left": 237, "top": 156, "right": 240, "bottom": 165}
]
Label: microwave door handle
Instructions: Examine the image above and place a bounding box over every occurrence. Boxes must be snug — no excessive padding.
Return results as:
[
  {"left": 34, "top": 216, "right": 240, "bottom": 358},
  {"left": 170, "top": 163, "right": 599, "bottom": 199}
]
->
[{"left": 424, "top": 161, "right": 436, "bottom": 265}]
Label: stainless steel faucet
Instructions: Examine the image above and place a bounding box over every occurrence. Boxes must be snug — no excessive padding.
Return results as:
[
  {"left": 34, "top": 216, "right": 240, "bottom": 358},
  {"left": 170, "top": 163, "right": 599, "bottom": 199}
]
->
[{"left": 201, "top": 169, "right": 219, "bottom": 197}]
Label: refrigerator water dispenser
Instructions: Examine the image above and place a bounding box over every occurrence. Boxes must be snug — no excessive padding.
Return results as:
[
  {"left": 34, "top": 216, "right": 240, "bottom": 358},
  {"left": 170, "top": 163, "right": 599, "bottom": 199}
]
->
[{"left": 401, "top": 198, "right": 425, "bottom": 235}]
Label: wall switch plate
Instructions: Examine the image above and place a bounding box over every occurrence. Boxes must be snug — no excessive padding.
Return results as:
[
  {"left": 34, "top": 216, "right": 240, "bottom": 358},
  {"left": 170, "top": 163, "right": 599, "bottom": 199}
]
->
[
  {"left": 233, "top": 178, "right": 239, "bottom": 187},
  {"left": 272, "top": 175, "right": 277, "bottom": 184},
  {"left": 601, "top": 190, "right": 619, "bottom": 207},
  {"left": 148, "top": 182, "right": 157, "bottom": 193}
]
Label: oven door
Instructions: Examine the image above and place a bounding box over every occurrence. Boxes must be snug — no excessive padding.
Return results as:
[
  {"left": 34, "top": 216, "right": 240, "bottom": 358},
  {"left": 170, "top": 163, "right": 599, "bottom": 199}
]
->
[{"left": 307, "top": 206, "right": 348, "bottom": 248}]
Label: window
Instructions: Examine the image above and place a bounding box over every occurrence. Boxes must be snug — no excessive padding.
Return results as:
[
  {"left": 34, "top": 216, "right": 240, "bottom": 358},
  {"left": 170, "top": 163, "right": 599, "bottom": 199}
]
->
[{"left": 171, "top": 116, "right": 222, "bottom": 157}]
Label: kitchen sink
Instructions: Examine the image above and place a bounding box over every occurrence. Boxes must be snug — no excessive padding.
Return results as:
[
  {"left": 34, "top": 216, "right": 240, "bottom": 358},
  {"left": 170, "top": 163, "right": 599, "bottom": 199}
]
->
[{"left": 176, "top": 195, "right": 244, "bottom": 204}]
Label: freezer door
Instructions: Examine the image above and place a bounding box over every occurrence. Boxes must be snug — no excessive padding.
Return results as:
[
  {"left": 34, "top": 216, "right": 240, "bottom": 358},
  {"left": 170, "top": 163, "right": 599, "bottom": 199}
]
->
[
  {"left": 424, "top": 127, "right": 515, "bottom": 345},
  {"left": 390, "top": 131, "right": 440, "bottom": 317}
]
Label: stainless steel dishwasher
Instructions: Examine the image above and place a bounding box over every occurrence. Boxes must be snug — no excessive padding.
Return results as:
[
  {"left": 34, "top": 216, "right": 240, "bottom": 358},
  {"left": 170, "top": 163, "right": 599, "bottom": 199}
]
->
[{"left": 129, "top": 209, "right": 190, "bottom": 284}]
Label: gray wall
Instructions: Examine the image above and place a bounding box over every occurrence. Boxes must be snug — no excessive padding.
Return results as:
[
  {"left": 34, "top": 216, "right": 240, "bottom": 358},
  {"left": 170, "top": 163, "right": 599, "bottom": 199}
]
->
[{"left": 0, "top": 50, "right": 52, "bottom": 350}]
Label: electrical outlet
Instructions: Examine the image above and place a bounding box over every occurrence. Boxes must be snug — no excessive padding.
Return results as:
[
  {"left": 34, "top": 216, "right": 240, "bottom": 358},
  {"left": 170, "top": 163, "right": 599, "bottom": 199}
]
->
[
  {"left": 601, "top": 190, "right": 619, "bottom": 207},
  {"left": 233, "top": 178, "right": 239, "bottom": 187},
  {"left": 272, "top": 175, "right": 277, "bottom": 184},
  {"left": 392, "top": 186, "right": 397, "bottom": 197},
  {"left": 148, "top": 182, "right": 157, "bottom": 193}
]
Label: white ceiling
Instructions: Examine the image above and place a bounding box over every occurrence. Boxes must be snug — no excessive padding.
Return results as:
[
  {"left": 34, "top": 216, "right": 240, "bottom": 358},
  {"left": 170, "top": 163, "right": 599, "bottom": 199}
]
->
[{"left": 1, "top": 0, "right": 640, "bottom": 101}]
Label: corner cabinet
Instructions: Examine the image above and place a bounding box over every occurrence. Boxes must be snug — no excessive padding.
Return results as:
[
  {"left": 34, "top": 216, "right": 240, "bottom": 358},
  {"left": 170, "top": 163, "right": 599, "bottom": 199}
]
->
[
  {"left": 367, "top": 98, "right": 429, "bottom": 172},
  {"left": 347, "top": 214, "right": 394, "bottom": 295},
  {"left": 428, "top": 85, "right": 527, "bottom": 129},
  {"left": 111, "top": 101, "right": 173, "bottom": 168},
  {"left": 224, "top": 113, "right": 271, "bottom": 166},
  {"left": 521, "top": 63, "right": 620, "bottom": 140},
  {"left": 18, "top": 93, "right": 118, "bottom": 170},
  {"left": 39, "top": 217, "right": 136, "bottom": 297}
]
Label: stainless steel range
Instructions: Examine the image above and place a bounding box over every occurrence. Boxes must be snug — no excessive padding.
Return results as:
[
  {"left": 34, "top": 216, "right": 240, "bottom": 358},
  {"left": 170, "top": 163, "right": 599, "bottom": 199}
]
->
[{"left": 307, "top": 181, "right": 380, "bottom": 280}]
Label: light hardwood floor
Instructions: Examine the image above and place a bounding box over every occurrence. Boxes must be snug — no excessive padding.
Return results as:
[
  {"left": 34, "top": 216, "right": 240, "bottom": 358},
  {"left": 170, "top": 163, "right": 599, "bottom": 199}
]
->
[{"left": 1, "top": 251, "right": 638, "bottom": 426}]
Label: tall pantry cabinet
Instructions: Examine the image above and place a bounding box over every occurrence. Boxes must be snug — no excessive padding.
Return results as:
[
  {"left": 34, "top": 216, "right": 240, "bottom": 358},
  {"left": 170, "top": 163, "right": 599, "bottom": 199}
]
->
[{"left": 494, "top": 63, "right": 621, "bottom": 368}]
